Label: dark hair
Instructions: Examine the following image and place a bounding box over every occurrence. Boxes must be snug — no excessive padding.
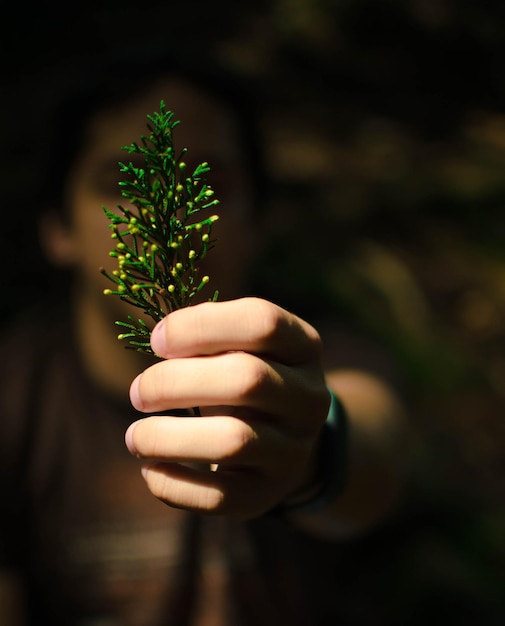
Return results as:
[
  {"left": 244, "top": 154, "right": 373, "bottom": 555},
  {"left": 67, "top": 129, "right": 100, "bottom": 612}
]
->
[{"left": 38, "top": 44, "right": 267, "bottom": 215}]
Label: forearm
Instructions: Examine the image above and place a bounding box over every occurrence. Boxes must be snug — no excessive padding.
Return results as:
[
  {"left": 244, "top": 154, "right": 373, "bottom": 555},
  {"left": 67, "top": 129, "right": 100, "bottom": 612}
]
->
[{"left": 286, "top": 369, "right": 410, "bottom": 540}]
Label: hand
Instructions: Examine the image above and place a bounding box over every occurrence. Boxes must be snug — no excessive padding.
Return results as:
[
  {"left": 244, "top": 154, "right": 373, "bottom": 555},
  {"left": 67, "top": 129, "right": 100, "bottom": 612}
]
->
[{"left": 125, "top": 297, "right": 331, "bottom": 519}]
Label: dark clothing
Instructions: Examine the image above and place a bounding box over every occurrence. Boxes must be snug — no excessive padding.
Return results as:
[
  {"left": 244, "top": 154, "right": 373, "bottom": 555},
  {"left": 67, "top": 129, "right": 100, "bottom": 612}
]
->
[
  {"left": 4, "top": 306, "right": 501, "bottom": 626},
  {"left": 0, "top": 308, "right": 346, "bottom": 626}
]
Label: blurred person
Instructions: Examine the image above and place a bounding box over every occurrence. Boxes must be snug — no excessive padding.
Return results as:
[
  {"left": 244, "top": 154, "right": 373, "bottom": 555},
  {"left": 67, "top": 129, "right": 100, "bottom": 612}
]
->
[{"left": 0, "top": 46, "right": 408, "bottom": 625}]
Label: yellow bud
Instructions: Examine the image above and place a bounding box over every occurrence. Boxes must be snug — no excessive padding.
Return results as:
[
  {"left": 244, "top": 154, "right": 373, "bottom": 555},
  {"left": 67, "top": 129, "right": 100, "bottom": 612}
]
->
[{"left": 168, "top": 285, "right": 175, "bottom": 293}]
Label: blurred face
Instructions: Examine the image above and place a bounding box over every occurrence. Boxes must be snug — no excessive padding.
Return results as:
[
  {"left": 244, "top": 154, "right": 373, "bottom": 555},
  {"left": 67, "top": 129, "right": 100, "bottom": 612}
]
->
[{"left": 55, "top": 76, "right": 257, "bottom": 325}]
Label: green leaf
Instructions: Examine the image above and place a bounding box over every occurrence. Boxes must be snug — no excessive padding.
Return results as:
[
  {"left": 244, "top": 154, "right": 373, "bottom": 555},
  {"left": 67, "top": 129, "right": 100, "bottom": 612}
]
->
[{"left": 102, "top": 102, "right": 220, "bottom": 354}]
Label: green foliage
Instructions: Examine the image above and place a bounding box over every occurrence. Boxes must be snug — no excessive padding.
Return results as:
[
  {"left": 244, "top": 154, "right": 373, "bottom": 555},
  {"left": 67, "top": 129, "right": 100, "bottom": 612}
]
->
[{"left": 101, "top": 101, "right": 219, "bottom": 353}]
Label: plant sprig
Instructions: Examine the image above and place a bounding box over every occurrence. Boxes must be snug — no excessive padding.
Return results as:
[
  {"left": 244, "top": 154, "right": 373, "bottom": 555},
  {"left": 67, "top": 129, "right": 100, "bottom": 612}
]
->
[{"left": 101, "top": 100, "right": 219, "bottom": 354}]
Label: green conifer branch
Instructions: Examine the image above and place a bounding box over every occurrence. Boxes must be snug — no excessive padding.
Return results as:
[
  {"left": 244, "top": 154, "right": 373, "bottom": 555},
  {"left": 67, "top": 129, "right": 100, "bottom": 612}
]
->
[{"left": 101, "top": 101, "right": 219, "bottom": 354}]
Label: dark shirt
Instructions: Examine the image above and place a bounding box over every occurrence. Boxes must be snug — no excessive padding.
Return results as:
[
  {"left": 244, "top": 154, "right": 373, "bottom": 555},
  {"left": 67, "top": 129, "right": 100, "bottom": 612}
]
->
[{"left": 0, "top": 306, "right": 347, "bottom": 626}]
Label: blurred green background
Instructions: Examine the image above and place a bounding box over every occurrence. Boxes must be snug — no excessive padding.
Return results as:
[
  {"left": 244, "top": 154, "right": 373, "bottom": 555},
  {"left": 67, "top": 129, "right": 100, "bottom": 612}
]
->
[{"left": 2, "top": 1, "right": 505, "bottom": 622}]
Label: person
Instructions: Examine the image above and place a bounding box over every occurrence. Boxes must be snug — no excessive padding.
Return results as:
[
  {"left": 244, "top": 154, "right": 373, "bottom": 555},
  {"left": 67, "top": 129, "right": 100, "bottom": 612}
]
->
[{"left": 0, "top": 46, "right": 409, "bottom": 625}]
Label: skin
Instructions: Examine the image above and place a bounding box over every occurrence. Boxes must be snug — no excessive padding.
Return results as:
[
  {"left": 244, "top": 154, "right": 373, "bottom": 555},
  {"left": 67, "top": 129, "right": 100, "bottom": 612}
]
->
[
  {"left": 126, "top": 297, "right": 330, "bottom": 519},
  {"left": 2, "top": 73, "right": 411, "bottom": 625},
  {"left": 43, "top": 76, "right": 409, "bottom": 533},
  {"left": 125, "top": 298, "right": 408, "bottom": 532}
]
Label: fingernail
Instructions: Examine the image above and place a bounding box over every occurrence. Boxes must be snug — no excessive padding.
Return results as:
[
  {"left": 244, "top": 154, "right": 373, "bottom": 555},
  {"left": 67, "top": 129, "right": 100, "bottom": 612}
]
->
[
  {"left": 151, "top": 318, "right": 167, "bottom": 355},
  {"left": 125, "top": 420, "right": 140, "bottom": 456},
  {"left": 129, "top": 374, "right": 143, "bottom": 411}
]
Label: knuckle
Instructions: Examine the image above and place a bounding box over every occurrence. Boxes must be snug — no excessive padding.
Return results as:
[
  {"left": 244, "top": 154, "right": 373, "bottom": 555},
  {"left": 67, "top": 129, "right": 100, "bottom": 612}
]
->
[
  {"left": 219, "top": 418, "right": 257, "bottom": 461},
  {"left": 247, "top": 297, "right": 323, "bottom": 361},
  {"left": 250, "top": 298, "right": 283, "bottom": 341},
  {"left": 307, "top": 325, "right": 323, "bottom": 355},
  {"left": 230, "top": 353, "right": 271, "bottom": 400}
]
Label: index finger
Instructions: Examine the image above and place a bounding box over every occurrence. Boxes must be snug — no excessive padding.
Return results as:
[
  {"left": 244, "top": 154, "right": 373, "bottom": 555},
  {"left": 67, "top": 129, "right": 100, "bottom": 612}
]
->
[{"left": 151, "top": 297, "right": 322, "bottom": 365}]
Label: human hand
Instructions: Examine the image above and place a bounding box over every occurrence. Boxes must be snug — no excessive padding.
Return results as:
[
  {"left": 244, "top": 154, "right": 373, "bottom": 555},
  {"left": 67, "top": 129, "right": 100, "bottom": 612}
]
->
[{"left": 125, "top": 297, "right": 331, "bottom": 519}]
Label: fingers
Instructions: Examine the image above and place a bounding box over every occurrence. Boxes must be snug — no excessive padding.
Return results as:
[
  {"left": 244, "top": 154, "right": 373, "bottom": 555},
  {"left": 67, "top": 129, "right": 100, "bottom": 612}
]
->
[
  {"left": 126, "top": 414, "right": 308, "bottom": 518},
  {"left": 138, "top": 462, "right": 281, "bottom": 518},
  {"left": 130, "top": 351, "right": 280, "bottom": 413},
  {"left": 130, "top": 351, "right": 328, "bottom": 431},
  {"left": 150, "top": 297, "right": 322, "bottom": 365},
  {"left": 125, "top": 414, "right": 270, "bottom": 466},
  {"left": 125, "top": 297, "right": 332, "bottom": 517},
  {"left": 139, "top": 463, "right": 231, "bottom": 513},
  {"left": 125, "top": 415, "right": 306, "bottom": 518}
]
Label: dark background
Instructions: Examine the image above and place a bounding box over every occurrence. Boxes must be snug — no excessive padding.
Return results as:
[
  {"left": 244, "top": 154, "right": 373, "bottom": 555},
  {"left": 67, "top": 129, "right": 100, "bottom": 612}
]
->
[{"left": 2, "top": 1, "right": 505, "bottom": 623}]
